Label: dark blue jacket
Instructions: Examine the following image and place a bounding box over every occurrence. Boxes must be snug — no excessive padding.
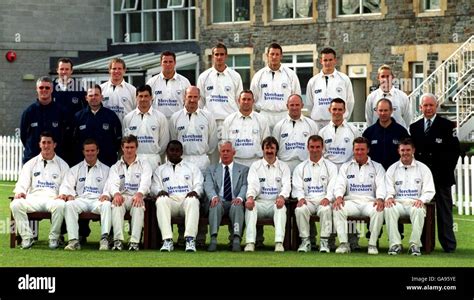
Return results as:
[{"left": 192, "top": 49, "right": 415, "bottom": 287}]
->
[
  {"left": 20, "top": 100, "right": 71, "bottom": 164},
  {"left": 410, "top": 116, "right": 460, "bottom": 185},
  {"left": 73, "top": 105, "right": 122, "bottom": 167},
  {"left": 363, "top": 118, "right": 410, "bottom": 170},
  {"left": 52, "top": 78, "right": 87, "bottom": 116}
]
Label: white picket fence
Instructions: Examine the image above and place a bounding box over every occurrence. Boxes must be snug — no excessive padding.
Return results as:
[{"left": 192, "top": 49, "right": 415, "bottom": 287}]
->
[
  {"left": 0, "top": 135, "right": 473, "bottom": 214},
  {"left": 454, "top": 156, "right": 474, "bottom": 215},
  {"left": 0, "top": 136, "right": 23, "bottom": 181}
]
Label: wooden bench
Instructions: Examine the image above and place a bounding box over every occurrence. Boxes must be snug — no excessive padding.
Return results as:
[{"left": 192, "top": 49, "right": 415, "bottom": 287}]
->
[
  {"left": 9, "top": 197, "right": 150, "bottom": 249},
  {"left": 290, "top": 201, "right": 436, "bottom": 253},
  {"left": 146, "top": 198, "right": 292, "bottom": 250}
]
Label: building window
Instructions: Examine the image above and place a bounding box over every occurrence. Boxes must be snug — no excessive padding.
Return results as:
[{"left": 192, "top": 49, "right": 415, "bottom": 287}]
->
[
  {"left": 212, "top": 0, "right": 250, "bottom": 23},
  {"left": 282, "top": 52, "right": 313, "bottom": 102},
  {"left": 112, "top": 0, "right": 196, "bottom": 43},
  {"left": 422, "top": 0, "right": 440, "bottom": 10},
  {"left": 337, "top": 0, "right": 380, "bottom": 16},
  {"left": 272, "top": 0, "right": 312, "bottom": 20},
  {"left": 411, "top": 62, "right": 424, "bottom": 92},
  {"left": 226, "top": 54, "right": 251, "bottom": 89}
]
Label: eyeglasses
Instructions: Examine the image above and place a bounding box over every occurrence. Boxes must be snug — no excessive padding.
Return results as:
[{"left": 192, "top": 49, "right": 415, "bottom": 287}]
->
[{"left": 38, "top": 86, "right": 51, "bottom": 90}]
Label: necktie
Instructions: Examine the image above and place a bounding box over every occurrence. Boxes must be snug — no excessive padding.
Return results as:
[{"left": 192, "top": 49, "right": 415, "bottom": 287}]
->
[
  {"left": 292, "top": 120, "right": 296, "bottom": 128},
  {"left": 112, "top": 85, "right": 116, "bottom": 91},
  {"left": 223, "top": 165, "right": 232, "bottom": 202},
  {"left": 172, "top": 164, "right": 176, "bottom": 171},
  {"left": 271, "top": 71, "right": 275, "bottom": 79},
  {"left": 188, "top": 113, "right": 192, "bottom": 120},
  {"left": 425, "top": 119, "right": 432, "bottom": 135},
  {"left": 43, "top": 160, "right": 47, "bottom": 168},
  {"left": 325, "top": 76, "right": 329, "bottom": 87},
  {"left": 87, "top": 165, "right": 92, "bottom": 172}
]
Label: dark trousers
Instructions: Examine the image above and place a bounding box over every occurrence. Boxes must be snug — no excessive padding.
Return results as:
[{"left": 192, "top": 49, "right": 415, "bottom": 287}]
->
[{"left": 434, "top": 185, "right": 456, "bottom": 252}]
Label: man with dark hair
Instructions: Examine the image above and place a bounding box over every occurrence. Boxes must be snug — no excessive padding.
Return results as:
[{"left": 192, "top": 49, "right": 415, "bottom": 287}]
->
[
  {"left": 306, "top": 47, "right": 354, "bottom": 128},
  {"left": 250, "top": 42, "right": 301, "bottom": 131},
  {"left": 73, "top": 84, "right": 122, "bottom": 167},
  {"left": 384, "top": 138, "right": 435, "bottom": 256},
  {"left": 123, "top": 84, "right": 169, "bottom": 171},
  {"left": 410, "top": 93, "right": 460, "bottom": 253},
  {"left": 20, "top": 76, "right": 70, "bottom": 164},
  {"left": 103, "top": 135, "right": 152, "bottom": 251},
  {"left": 61, "top": 139, "right": 112, "bottom": 251},
  {"left": 293, "top": 135, "right": 337, "bottom": 252},
  {"left": 244, "top": 136, "right": 291, "bottom": 252},
  {"left": 197, "top": 42, "right": 243, "bottom": 165},
  {"left": 222, "top": 90, "right": 270, "bottom": 167},
  {"left": 151, "top": 140, "right": 203, "bottom": 252},
  {"left": 146, "top": 50, "right": 191, "bottom": 118},
  {"left": 318, "top": 98, "right": 360, "bottom": 169},
  {"left": 52, "top": 58, "right": 87, "bottom": 117},
  {"left": 333, "top": 137, "right": 386, "bottom": 255},
  {"left": 11, "top": 132, "right": 69, "bottom": 249}
]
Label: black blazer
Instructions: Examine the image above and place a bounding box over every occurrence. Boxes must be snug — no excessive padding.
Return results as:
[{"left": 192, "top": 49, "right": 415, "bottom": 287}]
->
[{"left": 410, "top": 115, "right": 460, "bottom": 186}]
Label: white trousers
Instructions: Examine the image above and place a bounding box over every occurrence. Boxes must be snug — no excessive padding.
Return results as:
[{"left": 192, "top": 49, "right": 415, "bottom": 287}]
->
[
  {"left": 295, "top": 199, "right": 332, "bottom": 239},
  {"left": 384, "top": 199, "right": 426, "bottom": 247},
  {"left": 333, "top": 199, "right": 383, "bottom": 246},
  {"left": 111, "top": 195, "right": 145, "bottom": 243},
  {"left": 156, "top": 195, "right": 200, "bottom": 240},
  {"left": 245, "top": 199, "right": 287, "bottom": 243},
  {"left": 65, "top": 197, "right": 112, "bottom": 240},
  {"left": 10, "top": 195, "right": 65, "bottom": 240}
]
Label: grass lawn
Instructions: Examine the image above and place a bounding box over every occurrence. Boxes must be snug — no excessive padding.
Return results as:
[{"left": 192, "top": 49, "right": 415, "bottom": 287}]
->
[{"left": 1, "top": 181, "right": 473, "bottom": 267}]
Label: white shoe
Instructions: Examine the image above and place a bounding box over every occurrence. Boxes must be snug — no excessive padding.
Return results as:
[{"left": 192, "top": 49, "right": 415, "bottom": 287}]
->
[
  {"left": 319, "top": 238, "right": 330, "bottom": 253},
  {"left": 274, "top": 242, "right": 284, "bottom": 252},
  {"left": 185, "top": 238, "right": 196, "bottom": 252},
  {"left": 99, "top": 237, "right": 109, "bottom": 251},
  {"left": 335, "top": 242, "right": 351, "bottom": 254},
  {"left": 49, "top": 239, "right": 59, "bottom": 250},
  {"left": 21, "top": 238, "right": 34, "bottom": 249},
  {"left": 298, "top": 239, "right": 311, "bottom": 252},
  {"left": 244, "top": 243, "right": 255, "bottom": 252},
  {"left": 368, "top": 245, "right": 378, "bottom": 255},
  {"left": 160, "top": 239, "right": 174, "bottom": 252},
  {"left": 64, "top": 239, "right": 81, "bottom": 251}
]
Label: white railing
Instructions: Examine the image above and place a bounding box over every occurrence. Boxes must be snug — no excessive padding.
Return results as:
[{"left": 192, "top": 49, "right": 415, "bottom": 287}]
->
[
  {"left": 409, "top": 35, "right": 474, "bottom": 120},
  {"left": 453, "top": 156, "right": 474, "bottom": 215},
  {"left": 0, "top": 136, "right": 23, "bottom": 181},
  {"left": 455, "top": 78, "right": 474, "bottom": 128}
]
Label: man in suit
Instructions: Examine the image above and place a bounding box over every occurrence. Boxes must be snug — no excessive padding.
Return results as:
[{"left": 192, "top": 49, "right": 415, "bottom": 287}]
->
[
  {"left": 410, "top": 93, "right": 460, "bottom": 253},
  {"left": 204, "top": 141, "right": 249, "bottom": 252}
]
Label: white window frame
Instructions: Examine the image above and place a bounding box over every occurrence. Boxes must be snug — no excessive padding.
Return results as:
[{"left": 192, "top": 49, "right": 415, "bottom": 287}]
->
[
  {"left": 168, "top": 0, "right": 185, "bottom": 8},
  {"left": 336, "top": 0, "right": 381, "bottom": 17},
  {"left": 112, "top": 0, "right": 196, "bottom": 43},
  {"left": 212, "top": 0, "right": 250, "bottom": 24},
  {"left": 121, "top": 0, "right": 139, "bottom": 11},
  {"left": 412, "top": 62, "right": 424, "bottom": 90},
  {"left": 422, "top": 0, "right": 440, "bottom": 11},
  {"left": 226, "top": 54, "right": 251, "bottom": 88},
  {"left": 271, "top": 0, "right": 312, "bottom": 20},
  {"left": 282, "top": 52, "right": 314, "bottom": 101}
]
